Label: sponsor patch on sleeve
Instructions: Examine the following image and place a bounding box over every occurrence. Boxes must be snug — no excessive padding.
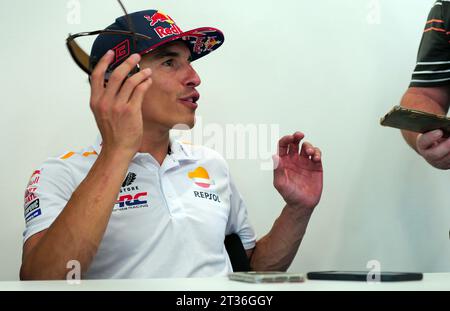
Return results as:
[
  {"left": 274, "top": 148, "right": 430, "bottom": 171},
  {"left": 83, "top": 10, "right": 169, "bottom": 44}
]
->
[
  {"left": 25, "top": 199, "right": 41, "bottom": 222},
  {"left": 24, "top": 170, "right": 42, "bottom": 222}
]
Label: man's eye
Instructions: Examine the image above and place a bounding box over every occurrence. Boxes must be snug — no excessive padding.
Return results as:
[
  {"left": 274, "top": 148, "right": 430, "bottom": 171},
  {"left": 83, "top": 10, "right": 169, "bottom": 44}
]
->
[{"left": 163, "top": 59, "right": 174, "bottom": 67}]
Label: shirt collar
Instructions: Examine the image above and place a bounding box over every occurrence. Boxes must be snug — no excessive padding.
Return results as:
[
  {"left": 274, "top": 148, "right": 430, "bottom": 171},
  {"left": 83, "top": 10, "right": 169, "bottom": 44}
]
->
[
  {"left": 92, "top": 135, "right": 102, "bottom": 155},
  {"left": 92, "top": 134, "right": 201, "bottom": 162},
  {"left": 169, "top": 136, "right": 201, "bottom": 162}
]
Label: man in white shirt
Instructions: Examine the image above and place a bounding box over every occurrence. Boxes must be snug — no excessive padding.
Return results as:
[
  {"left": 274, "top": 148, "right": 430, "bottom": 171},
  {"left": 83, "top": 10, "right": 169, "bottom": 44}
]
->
[{"left": 20, "top": 9, "right": 323, "bottom": 279}]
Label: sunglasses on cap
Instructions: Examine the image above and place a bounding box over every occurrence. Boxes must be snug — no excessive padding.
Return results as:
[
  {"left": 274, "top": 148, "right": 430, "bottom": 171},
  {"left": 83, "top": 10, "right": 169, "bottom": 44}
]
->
[{"left": 66, "top": 0, "right": 145, "bottom": 80}]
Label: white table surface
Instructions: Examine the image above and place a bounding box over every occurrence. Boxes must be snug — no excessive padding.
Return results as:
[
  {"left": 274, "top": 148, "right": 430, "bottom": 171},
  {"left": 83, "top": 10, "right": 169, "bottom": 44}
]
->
[{"left": 0, "top": 273, "right": 449, "bottom": 291}]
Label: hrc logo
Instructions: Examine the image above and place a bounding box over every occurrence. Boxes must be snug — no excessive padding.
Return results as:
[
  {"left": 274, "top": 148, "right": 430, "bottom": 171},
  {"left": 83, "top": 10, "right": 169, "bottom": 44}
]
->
[{"left": 116, "top": 192, "right": 148, "bottom": 209}]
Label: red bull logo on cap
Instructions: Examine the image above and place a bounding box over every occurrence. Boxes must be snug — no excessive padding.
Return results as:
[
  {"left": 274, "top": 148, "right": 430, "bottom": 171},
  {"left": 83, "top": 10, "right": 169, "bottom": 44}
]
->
[
  {"left": 144, "top": 11, "right": 183, "bottom": 39},
  {"left": 144, "top": 11, "right": 182, "bottom": 39},
  {"left": 193, "top": 37, "right": 205, "bottom": 54},
  {"left": 154, "top": 24, "right": 183, "bottom": 39},
  {"left": 144, "top": 11, "right": 175, "bottom": 26},
  {"left": 185, "top": 31, "right": 222, "bottom": 55},
  {"left": 205, "top": 37, "right": 220, "bottom": 52}
]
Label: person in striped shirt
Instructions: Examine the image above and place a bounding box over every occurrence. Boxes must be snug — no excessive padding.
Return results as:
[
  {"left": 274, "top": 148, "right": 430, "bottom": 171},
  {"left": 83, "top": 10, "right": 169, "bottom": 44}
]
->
[{"left": 400, "top": 0, "right": 450, "bottom": 170}]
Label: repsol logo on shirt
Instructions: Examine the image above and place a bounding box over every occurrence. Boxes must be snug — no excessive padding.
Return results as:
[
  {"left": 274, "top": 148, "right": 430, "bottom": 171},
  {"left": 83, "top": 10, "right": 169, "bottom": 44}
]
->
[{"left": 193, "top": 191, "right": 221, "bottom": 203}]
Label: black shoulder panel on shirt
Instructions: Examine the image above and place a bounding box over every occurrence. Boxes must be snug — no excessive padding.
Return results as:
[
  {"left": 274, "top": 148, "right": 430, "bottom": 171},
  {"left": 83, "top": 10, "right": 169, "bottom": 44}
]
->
[{"left": 410, "top": 1, "right": 450, "bottom": 87}]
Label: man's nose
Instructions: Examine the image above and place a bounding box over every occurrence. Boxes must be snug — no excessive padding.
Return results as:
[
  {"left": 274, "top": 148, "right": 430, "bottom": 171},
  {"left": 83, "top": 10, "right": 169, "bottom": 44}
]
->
[{"left": 185, "top": 65, "right": 201, "bottom": 88}]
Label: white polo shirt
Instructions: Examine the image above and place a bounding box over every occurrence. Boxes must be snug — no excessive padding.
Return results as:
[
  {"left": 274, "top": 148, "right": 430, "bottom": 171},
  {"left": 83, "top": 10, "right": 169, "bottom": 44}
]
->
[{"left": 22, "top": 136, "right": 256, "bottom": 279}]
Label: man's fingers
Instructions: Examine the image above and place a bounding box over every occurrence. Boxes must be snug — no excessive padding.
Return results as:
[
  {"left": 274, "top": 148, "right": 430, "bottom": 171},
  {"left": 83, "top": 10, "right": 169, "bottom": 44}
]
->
[
  {"left": 116, "top": 68, "right": 152, "bottom": 104},
  {"left": 279, "top": 132, "right": 304, "bottom": 156},
  {"left": 421, "top": 137, "right": 450, "bottom": 162},
  {"left": 90, "top": 50, "right": 114, "bottom": 103},
  {"left": 417, "top": 130, "right": 443, "bottom": 150},
  {"left": 104, "top": 53, "right": 142, "bottom": 100},
  {"left": 299, "top": 142, "right": 322, "bottom": 165},
  {"left": 288, "top": 132, "right": 304, "bottom": 156},
  {"left": 313, "top": 147, "right": 322, "bottom": 162},
  {"left": 129, "top": 77, "right": 152, "bottom": 109},
  {"left": 278, "top": 135, "right": 293, "bottom": 156},
  {"left": 300, "top": 141, "right": 314, "bottom": 157}
]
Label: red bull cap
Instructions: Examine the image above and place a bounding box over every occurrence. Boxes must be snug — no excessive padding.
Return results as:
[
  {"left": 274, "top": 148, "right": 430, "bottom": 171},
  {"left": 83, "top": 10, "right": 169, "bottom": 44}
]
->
[{"left": 90, "top": 9, "right": 224, "bottom": 71}]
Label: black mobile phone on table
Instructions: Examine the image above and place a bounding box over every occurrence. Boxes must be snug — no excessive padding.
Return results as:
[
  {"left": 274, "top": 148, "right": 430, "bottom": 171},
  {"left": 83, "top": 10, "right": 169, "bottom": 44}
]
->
[{"left": 307, "top": 271, "right": 423, "bottom": 282}]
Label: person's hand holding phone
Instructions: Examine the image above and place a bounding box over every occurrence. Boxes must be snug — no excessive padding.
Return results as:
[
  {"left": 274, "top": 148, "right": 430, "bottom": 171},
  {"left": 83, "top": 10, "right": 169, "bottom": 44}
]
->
[
  {"left": 416, "top": 129, "right": 450, "bottom": 170},
  {"left": 90, "top": 51, "right": 152, "bottom": 160}
]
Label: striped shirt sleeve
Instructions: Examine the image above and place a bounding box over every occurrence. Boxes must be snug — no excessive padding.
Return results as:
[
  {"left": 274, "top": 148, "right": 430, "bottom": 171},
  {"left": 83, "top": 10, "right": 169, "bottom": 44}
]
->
[{"left": 410, "top": 1, "right": 450, "bottom": 87}]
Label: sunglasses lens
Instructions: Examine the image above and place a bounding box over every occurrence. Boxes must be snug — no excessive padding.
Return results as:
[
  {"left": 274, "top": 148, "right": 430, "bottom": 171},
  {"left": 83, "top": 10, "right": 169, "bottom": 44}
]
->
[{"left": 67, "top": 38, "right": 92, "bottom": 74}]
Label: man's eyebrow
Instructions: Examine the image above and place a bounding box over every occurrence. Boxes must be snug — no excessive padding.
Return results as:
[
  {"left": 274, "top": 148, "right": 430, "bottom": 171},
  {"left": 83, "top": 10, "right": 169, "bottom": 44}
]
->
[
  {"left": 152, "top": 48, "right": 192, "bottom": 62},
  {"left": 153, "top": 50, "right": 180, "bottom": 59}
]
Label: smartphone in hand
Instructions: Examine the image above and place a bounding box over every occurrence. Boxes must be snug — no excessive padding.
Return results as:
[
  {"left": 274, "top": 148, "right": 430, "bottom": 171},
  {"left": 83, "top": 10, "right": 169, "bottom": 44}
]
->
[{"left": 380, "top": 105, "right": 450, "bottom": 136}]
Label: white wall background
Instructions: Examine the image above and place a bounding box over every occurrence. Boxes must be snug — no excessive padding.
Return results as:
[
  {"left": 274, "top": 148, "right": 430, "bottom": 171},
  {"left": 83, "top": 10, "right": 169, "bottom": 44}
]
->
[{"left": 1, "top": 0, "right": 449, "bottom": 280}]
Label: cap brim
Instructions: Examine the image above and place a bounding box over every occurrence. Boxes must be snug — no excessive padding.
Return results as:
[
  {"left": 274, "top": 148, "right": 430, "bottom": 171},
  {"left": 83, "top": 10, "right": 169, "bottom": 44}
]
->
[{"left": 139, "top": 27, "right": 224, "bottom": 61}]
